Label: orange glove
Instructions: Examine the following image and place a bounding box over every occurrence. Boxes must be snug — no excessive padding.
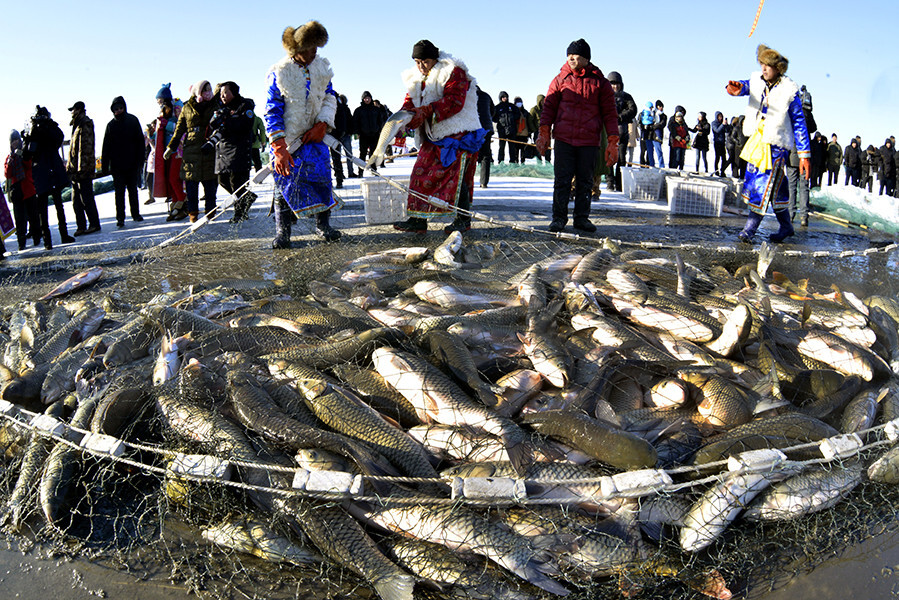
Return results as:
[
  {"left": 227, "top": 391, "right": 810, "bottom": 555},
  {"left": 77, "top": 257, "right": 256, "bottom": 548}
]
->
[
  {"left": 271, "top": 138, "right": 292, "bottom": 176},
  {"left": 301, "top": 122, "right": 328, "bottom": 144},
  {"left": 605, "top": 135, "right": 620, "bottom": 167},
  {"left": 799, "top": 157, "right": 811, "bottom": 180},
  {"left": 726, "top": 80, "right": 743, "bottom": 96},
  {"left": 407, "top": 105, "right": 434, "bottom": 130},
  {"left": 535, "top": 125, "right": 551, "bottom": 155}
]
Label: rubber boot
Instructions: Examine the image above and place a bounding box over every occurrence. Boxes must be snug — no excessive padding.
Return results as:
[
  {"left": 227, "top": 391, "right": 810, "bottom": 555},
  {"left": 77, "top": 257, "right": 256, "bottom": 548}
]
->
[
  {"left": 738, "top": 210, "right": 764, "bottom": 243},
  {"left": 272, "top": 199, "right": 292, "bottom": 249},
  {"left": 393, "top": 217, "right": 427, "bottom": 233},
  {"left": 315, "top": 210, "right": 341, "bottom": 242},
  {"left": 769, "top": 208, "right": 795, "bottom": 243},
  {"left": 230, "top": 190, "right": 257, "bottom": 223},
  {"left": 444, "top": 182, "right": 472, "bottom": 233}
]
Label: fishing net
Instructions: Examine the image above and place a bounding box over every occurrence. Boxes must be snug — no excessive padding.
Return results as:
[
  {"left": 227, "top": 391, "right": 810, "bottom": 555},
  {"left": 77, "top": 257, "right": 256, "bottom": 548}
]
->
[
  {"left": 810, "top": 186, "right": 899, "bottom": 235},
  {"left": 0, "top": 160, "right": 898, "bottom": 600}
]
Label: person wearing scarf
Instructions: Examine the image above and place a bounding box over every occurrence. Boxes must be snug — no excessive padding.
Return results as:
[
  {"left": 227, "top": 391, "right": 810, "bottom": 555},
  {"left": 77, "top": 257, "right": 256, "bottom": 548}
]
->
[{"left": 727, "top": 44, "right": 810, "bottom": 243}]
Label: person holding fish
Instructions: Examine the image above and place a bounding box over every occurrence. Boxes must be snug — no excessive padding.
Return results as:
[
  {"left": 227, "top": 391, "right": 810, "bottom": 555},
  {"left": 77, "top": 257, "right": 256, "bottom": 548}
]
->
[
  {"left": 393, "top": 39, "right": 487, "bottom": 234},
  {"left": 263, "top": 20, "right": 341, "bottom": 248},
  {"left": 728, "top": 44, "right": 810, "bottom": 244}
]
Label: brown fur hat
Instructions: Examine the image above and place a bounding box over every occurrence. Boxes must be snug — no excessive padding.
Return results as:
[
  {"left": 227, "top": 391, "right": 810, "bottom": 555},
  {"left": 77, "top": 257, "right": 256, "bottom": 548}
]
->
[
  {"left": 756, "top": 44, "right": 788, "bottom": 75},
  {"left": 282, "top": 21, "right": 328, "bottom": 55}
]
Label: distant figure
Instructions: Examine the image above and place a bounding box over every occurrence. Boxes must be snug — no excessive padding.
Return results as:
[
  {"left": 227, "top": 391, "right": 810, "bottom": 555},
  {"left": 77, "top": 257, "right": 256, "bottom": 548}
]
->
[
  {"left": 606, "top": 71, "right": 636, "bottom": 192},
  {"left": 652, "top": 100, "right": 667, "bottom": 168},
  {"left": 691, "top": 111, "right": 710, "bottom": 172},
  {"left": 333, "top": 93, "right": 357, "bottom": 181},
  {"left": 809, "top": 131, "right": 827, "bottom": 188},
  {"left": 730, "top": 115, "right": 748, "bottom": 177},
  {"left": 102, "top": 96, "right": 146, "bottom": 227},
  {"left": 27, "top": 106, "right": 74, "bottom": 247},
  {"left": 728, "top": 44, "right": 810, "bottom": 244},
  {"left": 4, "top": 130, "right": 37, "bottom": 251},
  {"left": 826, "top": 133, "right": 842, "bottom": 185},
  {"left": 668, "top": 108, "right": 689, "bottom": 170},
  {"left": 843, "top": 138, "right": 861, "bottom": 186},
  {"left": 879, "top": 138, "right": 895, "bottom": 196},
  {"left": 638, "top": 101, "right": 656, "bottom": 166},
  {"left": 529, "top": 94, "right": 549, "bottom": 163},
  {"left": 492, "top": 91, "right": 517, "bottom": 164},
  {"left": 153, "top": 90, "right": 187, "bottom": 218},
  {"left": 535, "top": 38, "right": 618, "bottom": 233},
  {"left": 210, "top": 81, "right": 257, "bottom": 222},
  {"left": 353, "top": 91, "right": 381, "bottom": 171},
  {"left": 66, "top": 101, "right": 101, "bottom": 235},
  {"left": 860, "top": 144, "right": 879, "bottom": 193},
  {"left": 711, "top": 111, "right": 730, "bottom": 175}
]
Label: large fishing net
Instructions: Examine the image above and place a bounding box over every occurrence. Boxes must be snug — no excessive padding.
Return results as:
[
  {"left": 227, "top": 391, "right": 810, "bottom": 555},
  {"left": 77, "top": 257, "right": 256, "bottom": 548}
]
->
[{"left": 0, "top": 160, "right": 898, "bottom": 600}]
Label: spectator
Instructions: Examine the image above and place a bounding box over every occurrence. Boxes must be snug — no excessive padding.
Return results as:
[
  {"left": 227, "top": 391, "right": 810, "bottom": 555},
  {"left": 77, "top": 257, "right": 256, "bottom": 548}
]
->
[
  {"left": 627, "top": 120, "right": 638, "bottom": 164},
  {"left": 353, "top": 91, "right": 381, "bottom": 172},
  {"left": 808, "top": 132, "right": 827, "bottom": 188},
  {"left": 651, "top": 100, "right": 667, "bottom": 168},
  {"left": 264, "top": 20, "right": 341, "bottom": 248},
  {"left": 144, "top": 120, "right": 156, "bottom": 204},
  {"left": 536, "top": 38, "right": 618, "bottom": 233},
  {"left": 607, "top": 71, "right": 636, "bottom": 192},
  {"left": 826, "top": 133, "right": 842, "bottom": 185},
  {"left": 786, "top": 149, "right": 810, "bottom": 226},
  {"left": 691, "top": 111, "right": 710, "bottom": 172},
  {"left": 251, "top": 113, "right": 267, "bottom": 173},
  {"left": 668, "top": 108, "right": 689, "bottom": 170},
  {"left": 373, "top": 100, "right": 393, "bottom": 161},
  {"left": 333, "top": 93, "right": 357, "bottom": 181},
  {"left": 210, "top": 81, "right": 256, "bottom": 222},
  {"left": 711, "top": 111, "right": 730, "bottom": 175},
  {"left": 638, "top": 101, "right": 656, "bottom": 166},
  {"left": 860, "top": 144, "right": 878, "bottom": 192},
  {"left": 102, "top": 96, "right": 146, "bottom": 227},
  {"left": 725, "top": 116, "right": 737, "bottom": 177},
  {"left": 493, "top": 91, "right": 518, "bottom": 163},
  {"left": 27, "top": 106, "right": 74, "bottom": 246},
  {"left": 66, "top": 101, "right": 101, "bottom": 236},
  {"left": 476, "top": 86, "right": 495, "bottom": 187},
  {"left": 529, "top": 95, "right": 549, "bottom": 163},
  {"left": 843, "top": 138, "right": 861, "bottom": 186},
  {"left": 393, "top": 39, "right": 485, "bottom": 234},
  {"left": 153, "top": 96, "right": 187, "bottom": 218},
  {"left": 730, "top": 115, "right": 748, "bottom": 177},
  {"left": 4, "top": 130, "right": 37, "bottom": 251},
  {"left": 512, "top": 96, "right": 531, "bottom": 163},
  {"left": 728, "top": 44, "right": 810, "bottom": 244},
  {"left": 164, "top": 81, "right": 219, "bottom": 222},
  {"left": 879, "top": 138, "right": 895, "bottom": 196}
]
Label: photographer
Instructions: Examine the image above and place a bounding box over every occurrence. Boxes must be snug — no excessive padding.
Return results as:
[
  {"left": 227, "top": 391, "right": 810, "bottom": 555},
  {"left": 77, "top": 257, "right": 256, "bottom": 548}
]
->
[
  {"left": 164, "top": 80, "right": 219, "bottom": 222},
  {"left": 26, "top": 106, "right": 74, "bottom": 247},
  {"left": 208, "top": 81, "right": 256, "bottom": 223}
]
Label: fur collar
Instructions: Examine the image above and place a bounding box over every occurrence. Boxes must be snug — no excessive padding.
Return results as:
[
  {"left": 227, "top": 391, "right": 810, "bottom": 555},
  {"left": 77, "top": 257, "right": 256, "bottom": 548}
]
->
[
  {"left": 743, "top": 72, "right": 800, "bottom": 151},
  {"left": 401, "top": 52, "right": 481, "bottom": 142},
  {"left": 270, "top": 55, "right": 336, "bottom": 144}
]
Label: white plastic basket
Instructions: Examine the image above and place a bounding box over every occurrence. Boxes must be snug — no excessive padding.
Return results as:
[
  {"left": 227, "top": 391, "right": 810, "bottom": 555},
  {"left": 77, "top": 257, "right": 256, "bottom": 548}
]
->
[
  {"left": 666, "top": 176, "right": 726, "bottom": 217},
  {"left": 361, "top": 178, "right": 409, "bottom": 225},
  {"left": 622, "top": 166, "right": 664, "bottom": 200}
]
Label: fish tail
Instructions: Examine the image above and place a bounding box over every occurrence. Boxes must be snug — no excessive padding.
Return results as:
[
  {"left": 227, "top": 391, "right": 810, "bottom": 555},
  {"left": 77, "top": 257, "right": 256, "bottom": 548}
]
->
[
  {"left": 372, "top": 573, "right": 415, "bottom": 600},
  {"left": 506, "top": 440, "right": 534, "bottom": 476}
]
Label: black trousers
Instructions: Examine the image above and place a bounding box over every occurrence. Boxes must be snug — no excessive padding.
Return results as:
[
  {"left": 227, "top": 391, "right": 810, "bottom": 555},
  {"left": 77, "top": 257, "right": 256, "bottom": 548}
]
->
[
  {"left": 358, "top": 134, "right": 378, "bottom": 166},
  {"left": 713, "top": 141, "right": 728, "bottom": 174},
  {"left": 552, "top": 140, "right": 598, "bottom": 223},
  {"left": 478, "top": 134, "right": 492, "bottom": 187},
  {"left": 612, "top": 131, "right": 628, "bottom": 189},
  {"left": 185, "top": 179, "right": 219, "bottom": 214},
  {"left": 112, "top": 169, "right": 141, "bottom": 223},
  {"left": 71, "top": 178, "right": 100, "bottom": 230},
  {"left": 251, "top": 148, "right": 263, "bottom": 171},
  {"left": 218, "top": 170, "right": 250, "bottom": 196}
]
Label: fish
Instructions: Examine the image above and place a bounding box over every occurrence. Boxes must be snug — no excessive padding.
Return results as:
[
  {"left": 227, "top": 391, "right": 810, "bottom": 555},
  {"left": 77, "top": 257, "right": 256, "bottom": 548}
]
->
[
  {"left": 201, "top": 516, "right": 321, "bottom": 565},
  {"left": 367, "top": 110, "right": 414, "bottom": 169},
  {"left": 743, "top": 464, "right": 863, "bottom": 521},
  {"left": 38, "top": 266, "right": 103, "bottom": 301},
  {"left": 413, "top": 280, "right": 518, "bottom": 310},
  {"left": 26, "top": 306, "right": 106, "bottom": 370},
  {"left": 152, "top": 333, "right": 192, "bottom": 386},
  {"left": 425, "top": 329, "right": 504, "bottom": 408},
  {"left": 434, "top": 230, "right": 464, "bottom": 268},
  {"left": 262, "top": 326, "right": 407, "bottom": 369}
]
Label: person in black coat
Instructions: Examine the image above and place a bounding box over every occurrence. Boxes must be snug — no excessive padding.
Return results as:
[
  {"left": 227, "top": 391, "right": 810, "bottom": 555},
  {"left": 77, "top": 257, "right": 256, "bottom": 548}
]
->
[
  {"left": 879, "top": 138, "right": 895, "bottom": 196},
  {"left": 492, "top": 91, "right": 518, "bottom": 163},
  {"left": 730, "top": 115, "right": 748, "bottom": 178},
  {"left": 476, "top": 86, "right": 495, "bottom": 188},
  {"left": 809, "top": 132, "right": 828, "bottom": 189},
  {"left": 25, "top": 106, "right": 74, "bottom": 247},
  {"left": 607, "top": 71, "right": 636, "bottom": 191},
  {"left": 333, "top": 94, "right": 356, "bottom": 181},
  {"left": 353, "top": 91, "right": 383, "bottom": 172},
  {"left": 710, "top": 111, "right": 730, "bottom": 175},
  {"left": 843, "top": 139, "right": 861, "bottom": 186},
  {"left": 101, "top": 96, "right": 146, "bottom": 226},
  {"left": 209, "top": 82, "right": 257, "bottom": 222},
  {"left": 690, "top": 112, "right": 711, "bottom": 172}
]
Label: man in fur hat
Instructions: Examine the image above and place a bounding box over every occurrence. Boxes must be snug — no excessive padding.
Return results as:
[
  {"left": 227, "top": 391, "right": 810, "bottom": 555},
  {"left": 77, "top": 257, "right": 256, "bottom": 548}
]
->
[
  {"left": 727, "top": 44, "right": 810, "bottom": 243},
  {"left": 264, "top": 20, "right": 340, "bottom": 248}
]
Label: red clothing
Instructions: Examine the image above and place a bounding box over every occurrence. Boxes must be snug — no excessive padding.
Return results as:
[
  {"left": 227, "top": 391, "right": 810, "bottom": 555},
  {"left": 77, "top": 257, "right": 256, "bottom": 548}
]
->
[
  {"left": 670, "top": 119, "right": 690, "bottom": 149},
  {"left": 540, "top": 62, "right": 618, "bottom": 147},
  {"left": 153, "top": 118, "right": 186, "bottom": 202},
  {"left": 401, "top": 66, "right": 469, "bottom": 123},
  {"left": 4, "top": 154, "right": 36, "bottom": 199}
]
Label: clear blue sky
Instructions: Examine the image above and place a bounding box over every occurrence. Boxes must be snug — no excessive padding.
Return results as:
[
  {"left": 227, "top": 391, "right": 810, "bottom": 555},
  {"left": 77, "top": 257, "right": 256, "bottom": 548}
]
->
[{"left": 1, "top": 1, "right": 896, "bottom": 156}]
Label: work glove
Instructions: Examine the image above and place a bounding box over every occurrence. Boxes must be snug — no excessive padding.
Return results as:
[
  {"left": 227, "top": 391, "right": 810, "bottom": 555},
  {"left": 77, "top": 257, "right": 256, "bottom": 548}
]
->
[
  {"left": 301, "top": 122, "right": 328, "bottom": 145},
  {"left": 163, "top": 147, "right": 174, "bottom": 160},
  {"left": 726, "top": 80, "right": 743, "bottom": 96},
  {"left": 407, "top": 105, "right": 434, "bottom": 130},
  {"left": 799, "top": 157, "right": 811, "bottom": 180},
  {"left": 535, "top": 125, "right": 551, "bottom": 155},
  {"left": 272, "top": 138, "right": 292, "bottom": 176},
  {"left": 605, "top": 135, "right": 620, "bottom": 167}
]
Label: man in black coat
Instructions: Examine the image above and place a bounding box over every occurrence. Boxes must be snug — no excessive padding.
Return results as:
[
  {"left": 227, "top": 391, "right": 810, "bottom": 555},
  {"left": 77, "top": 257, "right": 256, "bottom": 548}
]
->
[
  {"left": 809, "top": 132, "right": 828, "bottom": 189},
  {"left": 492, "top": 91, "right": 518, "bottom": 163},
  {"left": 333, "top": 94, "right": 356, "bottom": 181},
  {"left": 607, "top": 71, "right": 637, "bottom": 191},
  {"left": 101, "top": 96, "right": 146, "bottom": 227},
  {"left": 353, "top": 91, "right": 382, "bottom": 172},
  {"left": 210, "top": 82, "right": 257, "bottom": 222},
  {"left": 843, "top": 138, "right": 861, "bottom": 186},
  {"left": 879, "top": 138, "right": 895, "bottom": 196},
  {"left": 25, "top": 106, "right": 74, "bottom": 248}
]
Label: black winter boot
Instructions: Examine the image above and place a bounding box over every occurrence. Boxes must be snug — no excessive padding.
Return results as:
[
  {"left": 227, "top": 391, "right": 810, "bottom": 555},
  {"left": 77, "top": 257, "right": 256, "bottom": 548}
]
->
[
  {"left": 393, "top": 217, "right": 427, "bottom": 233},
  {"left": 738, "top": 210, "right": 764, "bottom": 243},
  {"left": 769, "top": 209, "right": 795, "bottom": 243},
  {"left": 230, "top": 190, "right": 257, "bottom": 223},
  {"left": 272, "top": 200, "right": 292, "bottom": 249},
  {"left": 315, "top": 210, "right": 341, "bottom": 242}
]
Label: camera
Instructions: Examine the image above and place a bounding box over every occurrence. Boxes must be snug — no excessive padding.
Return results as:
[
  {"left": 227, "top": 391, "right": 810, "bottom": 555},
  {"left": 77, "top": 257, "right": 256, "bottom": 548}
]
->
[{"left": 201, "top": 129, "right": 224, "bottom": 154}]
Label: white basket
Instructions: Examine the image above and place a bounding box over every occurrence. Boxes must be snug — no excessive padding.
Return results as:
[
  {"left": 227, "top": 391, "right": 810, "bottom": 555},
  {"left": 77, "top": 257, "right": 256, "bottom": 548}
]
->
[
  {"left": 622, "top": 166, "right": 664, "bottom": 200},
  {"left": 361, "top": 178, "right": 409, "bottom": 225},
  {"left": 666, "top": 176, "right": 726, "bottom": 217}
]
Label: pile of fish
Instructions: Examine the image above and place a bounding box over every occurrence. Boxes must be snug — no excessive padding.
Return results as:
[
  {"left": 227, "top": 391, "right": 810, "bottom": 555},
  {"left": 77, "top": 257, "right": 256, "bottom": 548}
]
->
[{"left": 1, "top": 232, "right": 899, "bottom": 600}]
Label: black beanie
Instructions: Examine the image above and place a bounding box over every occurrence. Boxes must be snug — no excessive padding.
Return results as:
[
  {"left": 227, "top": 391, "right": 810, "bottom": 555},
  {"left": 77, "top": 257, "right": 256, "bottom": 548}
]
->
[
  {"left": 412, "top": 39, "right": 439, "bottom": 61},
  {"left": 566, "top": 38, "right": 591, "bottom": 60}
]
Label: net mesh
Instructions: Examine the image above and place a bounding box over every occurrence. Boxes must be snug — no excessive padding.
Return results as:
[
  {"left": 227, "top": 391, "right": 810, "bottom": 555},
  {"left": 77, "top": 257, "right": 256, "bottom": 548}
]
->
[{"left": 0, "top": 169, "right": 898, "bottom": 600}]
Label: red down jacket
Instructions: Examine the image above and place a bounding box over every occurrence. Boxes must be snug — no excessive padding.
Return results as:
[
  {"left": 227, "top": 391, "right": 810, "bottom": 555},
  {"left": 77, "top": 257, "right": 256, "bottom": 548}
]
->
[{"left": 540, "top": 62, "right": 619, "bottom": 147}]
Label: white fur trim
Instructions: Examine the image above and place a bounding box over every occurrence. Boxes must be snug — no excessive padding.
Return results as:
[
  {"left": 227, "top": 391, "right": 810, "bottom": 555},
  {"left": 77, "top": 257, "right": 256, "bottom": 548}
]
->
[
  {"left": 742, "top": 73, "right": 800, "bottom": 151},
  {"left": 269, "top": 55, "right": 336, "bottom": 145},
  {"left": 401, "top": 52, "right": 481, "bottom": 142}
]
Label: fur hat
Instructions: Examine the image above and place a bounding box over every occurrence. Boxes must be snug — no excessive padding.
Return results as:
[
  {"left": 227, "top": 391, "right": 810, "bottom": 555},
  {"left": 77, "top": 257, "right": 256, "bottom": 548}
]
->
[
  {"left": 282, "top": 21, "right": 328, "bottom": 55},
  {"left": 756, "top": 44, "right": 788, "bottom": 75}
]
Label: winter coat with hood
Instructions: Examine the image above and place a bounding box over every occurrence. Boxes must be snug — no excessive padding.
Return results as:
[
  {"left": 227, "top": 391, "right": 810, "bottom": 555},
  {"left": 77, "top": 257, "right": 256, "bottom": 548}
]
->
[
  {"left": 843, "top": 142, "right": 861, "bottom": 169},
  {"left": 826, "top": 140, "right": 843, "bottom": 170},
  {"left": 102, "top": 97, "right": 146, "bottom": 175},
  {"left": 353, "top": 98, "right": 383, "bottom": 138},
  {"left": 879, "top": 140, "right": 895, "bottom": 180},
  {"left": 861, "top": 145, "right": 879, "bottom": 177},
  {"left": 166, "top": 94, "right": 218, "bottom": 181},
  {"left": 493, "top": 98, "right": 519, "bottom": 138},
  {"left": 668, "top": 113, "right": 690, "bottom": 149},
  {"left": 213, "top": 95, "right": 256, "bottom": 175},
  {"left": 529, "top": 95, "right": 545, "bottom": 132},
  {"left": 710, "top": 112, "right": 729, "bottom": 144},
  {"left": 28, "top": 111, "right": 70, "bottom": 194},
  {"left": 690, "top": 113, "right": 710, "bottom": 151},
  {"left": 540, "top": 61, "right": 618, "bottom": 147},
  {"left": 68, "top": 111, "right": 95, "bottom": 180},
  {"left": 607, "top": 72, "right": 636, "bottom": 138}
]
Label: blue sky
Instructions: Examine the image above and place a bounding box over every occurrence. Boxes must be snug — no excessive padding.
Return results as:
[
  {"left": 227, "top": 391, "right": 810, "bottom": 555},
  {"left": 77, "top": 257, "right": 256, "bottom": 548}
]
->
[{"left": 2, "top": 1, "right": 896, "bottom": 156}]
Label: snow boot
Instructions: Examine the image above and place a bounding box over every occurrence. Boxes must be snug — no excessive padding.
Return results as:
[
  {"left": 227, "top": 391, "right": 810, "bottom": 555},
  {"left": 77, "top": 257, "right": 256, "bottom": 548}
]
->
[
  {"left": 272, "top": 200, "right": 292, "bottom": 249},
  {"left": 315, "top": 210, "right": 341, "bottom": 242},
  {"left": 230, "top": 190, "right": 257, "bottom": 223},
  {"left": 394, "top": 217, "right": 427, "bottom": 233},
  {"left": 769, "top": 209, "right": 795, "bottom": 243},
  {"left": 738, "top": 210, "right": 764, "bottom": 243}
]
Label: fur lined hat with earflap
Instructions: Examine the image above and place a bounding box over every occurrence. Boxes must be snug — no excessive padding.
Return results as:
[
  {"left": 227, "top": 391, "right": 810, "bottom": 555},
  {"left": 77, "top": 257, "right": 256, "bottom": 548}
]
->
[
  {"left": 282, "top": 21, "right": 328, "bottom": 55},
  {"left": 756, "top": 44, "right": 788, "bottom": 75}
]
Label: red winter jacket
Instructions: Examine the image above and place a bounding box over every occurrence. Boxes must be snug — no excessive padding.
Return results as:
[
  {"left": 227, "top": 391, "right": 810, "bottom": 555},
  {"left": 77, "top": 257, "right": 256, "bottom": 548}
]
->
[{"left": 540, "top": 62, "right": 619, "bottom": 147}]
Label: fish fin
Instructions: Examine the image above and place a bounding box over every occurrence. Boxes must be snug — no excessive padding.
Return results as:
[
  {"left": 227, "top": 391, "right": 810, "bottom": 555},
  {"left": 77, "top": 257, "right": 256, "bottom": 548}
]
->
[
  {"left": 517, "top": 560, "right": 570, "bottom": 597},
  {"left": 373, "top": 573, "right": 415, "bottom": 600},
  {"left": 506, "top": 441, "right": 533, "bottom": 476},
  {"left": 639, "top": 521, "right": 665, "bottom": 542}
]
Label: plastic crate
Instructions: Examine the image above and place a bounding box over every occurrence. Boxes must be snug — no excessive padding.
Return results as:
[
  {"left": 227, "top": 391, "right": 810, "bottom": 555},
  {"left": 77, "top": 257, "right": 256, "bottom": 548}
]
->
[
  {"left": 622, "top": 166, "right": 664, "bottom": 200},
  {"left": 361, "top": 178, "right": 409, "bottom": 224},
  {"left": 666, "top": 176, "right": 726, "bottom": 217}
]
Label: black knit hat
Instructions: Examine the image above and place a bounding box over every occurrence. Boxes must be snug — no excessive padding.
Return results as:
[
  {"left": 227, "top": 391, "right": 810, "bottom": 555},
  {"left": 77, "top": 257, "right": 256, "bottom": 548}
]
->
[
  {"left": 412, "top": 39, "right": 439, "bottom": 61},
  {"left": 566, "top": 38, "right": 591, "bottom": 60}
]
